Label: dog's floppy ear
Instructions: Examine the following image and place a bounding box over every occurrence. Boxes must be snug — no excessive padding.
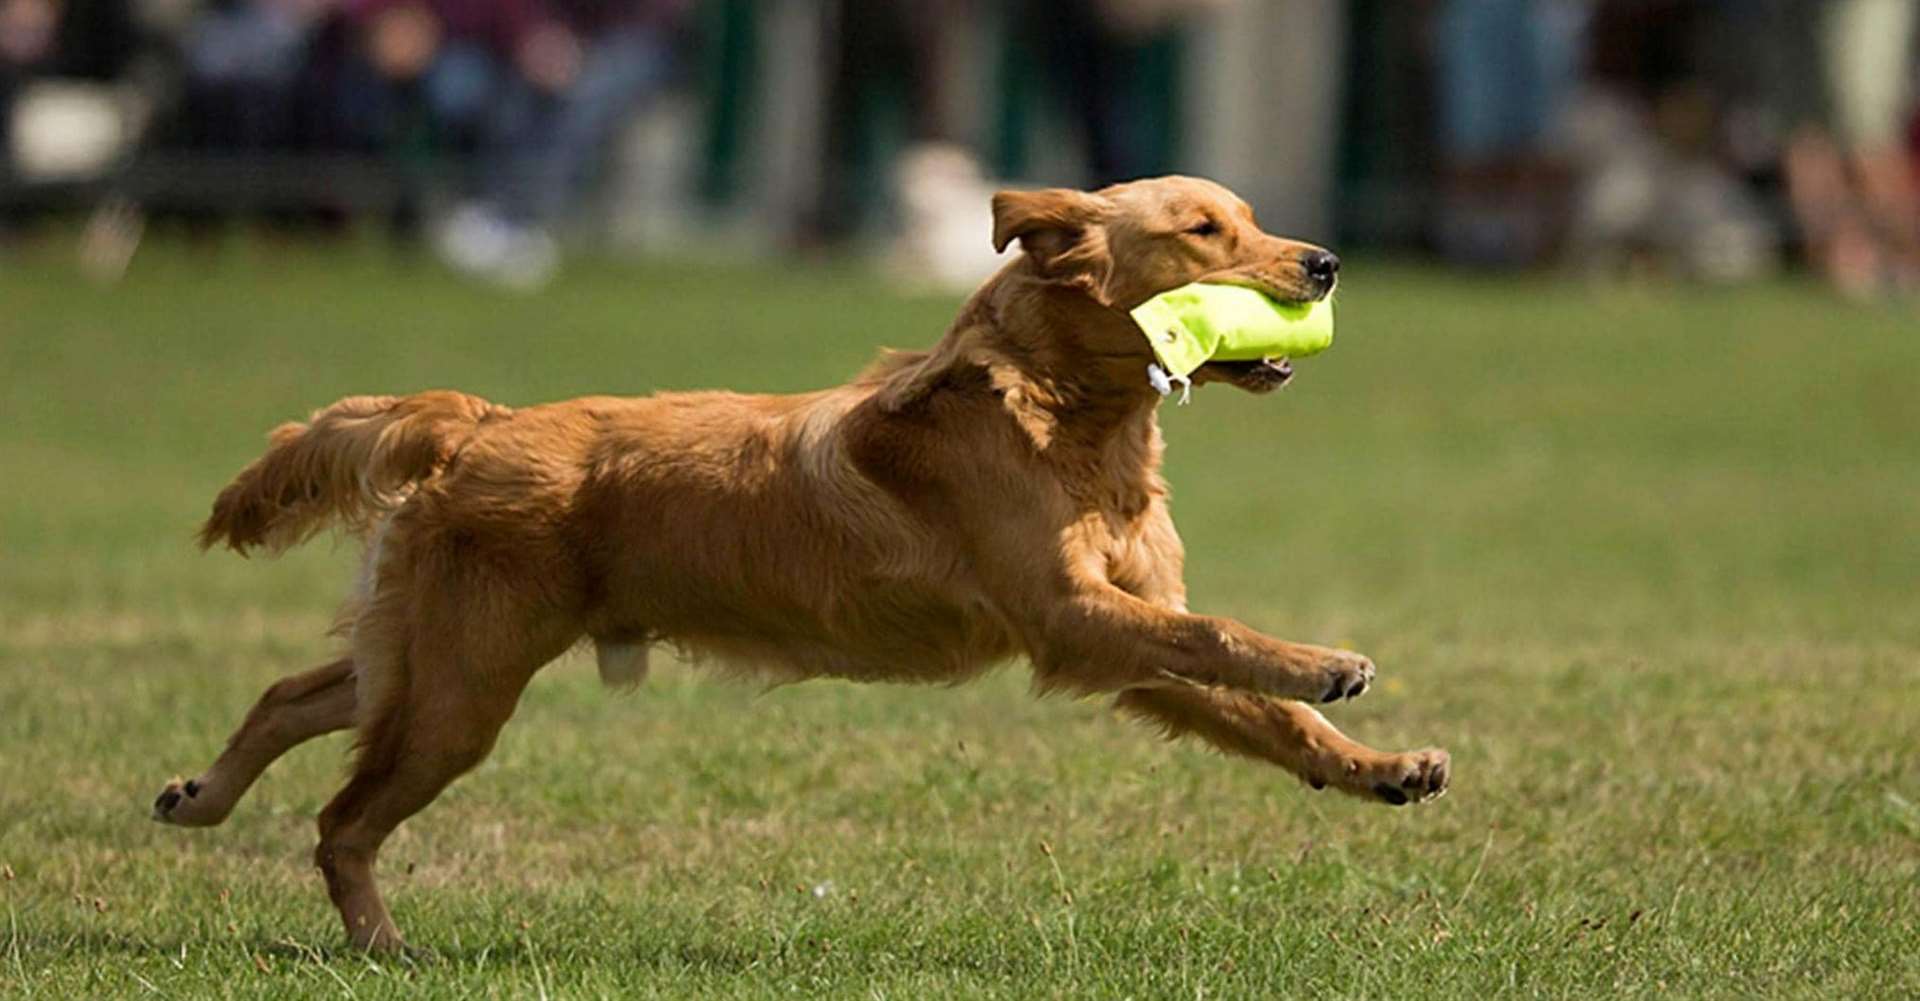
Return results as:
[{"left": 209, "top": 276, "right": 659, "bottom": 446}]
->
[{"left": 991, "top": 188, "right": 1115, "bottom": 305}]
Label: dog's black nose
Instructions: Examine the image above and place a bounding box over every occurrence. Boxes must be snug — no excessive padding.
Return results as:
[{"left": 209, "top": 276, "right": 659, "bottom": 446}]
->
[{"left": 1304, "top": 250, "right": 1340, "bottom": 288}]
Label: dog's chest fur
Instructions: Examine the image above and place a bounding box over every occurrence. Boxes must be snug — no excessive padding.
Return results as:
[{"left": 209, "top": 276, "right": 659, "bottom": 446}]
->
[{"left": 577, "top": 395, "right": 1023, "bottom": 686}]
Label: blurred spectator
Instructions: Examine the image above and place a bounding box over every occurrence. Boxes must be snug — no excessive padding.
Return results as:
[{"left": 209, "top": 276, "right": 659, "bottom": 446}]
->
[
  {"left": 1911, "top": 99, "right": 1920, "bottom": 193},
  {"left": 1007, "top": 0, "right": 1206, "bottom": 187},
  {"left": 1770, "top": 0, "right": 1920, "bottom": 298},
  {"left": 802, "top": 0, "right": 965, "bottom": 249},
  {"left": 2, "top": 0, "right": 141, "bottom": 182},
  {"left": 805, "top": 0, "right": 1216, "bottom": 292},
  {"left": 179, "top": 0, "right": 328, "bottom": 155},
  {"left": 0, "top": 0, "right": 58, "bottom": 77},
  {"left": 1, "top": 0, "right": 63, "bottom": 170},
  {"left": 341, "top": 0, "right": 686, "bottom": 287},
  {"left": 1560, "top": 0, "right": 1780, "bottom": 282},
  {"left": 1431, "top": 0, "right": 1592, "bottom": 267}
]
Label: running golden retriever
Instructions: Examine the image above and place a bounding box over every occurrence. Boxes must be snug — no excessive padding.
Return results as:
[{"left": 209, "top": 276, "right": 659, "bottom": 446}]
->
[{"left": 153, "top": 176, "right": 1449, "bottom": 951}]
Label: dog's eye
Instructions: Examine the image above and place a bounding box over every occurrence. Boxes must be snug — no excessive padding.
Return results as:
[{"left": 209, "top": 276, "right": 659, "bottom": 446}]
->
[{"left": 1187, "top": 219, "right": 1220, "bottom": 237}]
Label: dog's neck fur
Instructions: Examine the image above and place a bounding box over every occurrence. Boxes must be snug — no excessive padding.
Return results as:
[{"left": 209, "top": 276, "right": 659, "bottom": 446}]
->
[
  {"left": 871, "top": 265, "right": 1167, "bottom": 518},
  {"left": 985, "top": 276, "right": 1160, "bottom": 445}
]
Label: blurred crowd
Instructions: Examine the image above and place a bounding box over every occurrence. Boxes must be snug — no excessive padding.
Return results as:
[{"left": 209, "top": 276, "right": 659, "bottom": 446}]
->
[
  {"left": 2, "top": 0, "right": 691, "bottom": 285},
  {"left": 2, "top": 0, "right": 1918, "bottom": 298},
  {"left": 1410, "top": 0, "right": 1920, "bottom": 296}
]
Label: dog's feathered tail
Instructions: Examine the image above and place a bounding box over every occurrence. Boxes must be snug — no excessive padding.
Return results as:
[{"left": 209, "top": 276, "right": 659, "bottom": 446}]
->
[{"left": 199, "top": 391, "right": 510, "bottom": 554}]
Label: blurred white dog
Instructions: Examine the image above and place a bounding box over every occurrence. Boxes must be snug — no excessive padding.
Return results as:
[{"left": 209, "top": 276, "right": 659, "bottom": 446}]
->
[{"left": 887, "top": 142, "right": 1012, "bottom": 294}]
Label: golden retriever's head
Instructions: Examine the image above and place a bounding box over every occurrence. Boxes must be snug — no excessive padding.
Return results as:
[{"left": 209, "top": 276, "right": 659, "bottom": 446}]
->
[{"left": 991, "top": 176, "right": 1338, "bottom": 393}]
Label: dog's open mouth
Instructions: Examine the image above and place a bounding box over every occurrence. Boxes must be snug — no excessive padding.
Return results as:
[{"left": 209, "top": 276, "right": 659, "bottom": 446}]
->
[
  {"left": 1139, "top": 279, "right": 1331, "bottom": 397},
  {"left": 1193, "top": 357, "right": 1293, "bottom": 392},
  {"left": 1189, "top": 281, "right": 1326, "bottom": 393}
]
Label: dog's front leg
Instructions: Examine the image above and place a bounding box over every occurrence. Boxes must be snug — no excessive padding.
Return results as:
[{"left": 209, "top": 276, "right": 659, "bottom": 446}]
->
[
  {"left": 1028, "top": 585, "right": 1374, "bottom": 703},
  {"left": 1114, "top": 686, "right": 1450, "bottom": 805}
]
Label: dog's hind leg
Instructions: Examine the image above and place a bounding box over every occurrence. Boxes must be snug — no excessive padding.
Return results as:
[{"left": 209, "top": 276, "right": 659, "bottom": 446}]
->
[
  {"left": 315, "top": 640, "right": 567, "bottom": 950},
  {"left": 152, "top": 657, "right": 357, "bottom": 827},
  {"left": 313, "top": 544, "right": 581, "bottom": 950},
  {"left": 1115, "top": 686, "right": 1451, "bottom": 806}
]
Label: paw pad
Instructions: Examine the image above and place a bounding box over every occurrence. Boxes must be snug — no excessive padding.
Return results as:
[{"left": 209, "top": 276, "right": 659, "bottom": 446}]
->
[{"left": 151, "top": 777, "right": 206, "bottom": 823}]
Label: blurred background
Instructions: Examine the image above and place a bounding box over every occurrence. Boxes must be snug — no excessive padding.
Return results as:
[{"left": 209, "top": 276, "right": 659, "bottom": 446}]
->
[
  {"left": 3, "top": 7, "right": 1918, "bottom": 992},
  {"left": 1, "top": 0, "right": 1917, "bottom": 294}
]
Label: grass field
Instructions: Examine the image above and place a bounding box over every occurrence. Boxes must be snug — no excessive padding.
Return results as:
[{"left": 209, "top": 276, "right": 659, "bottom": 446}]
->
[{"left": 1, "top": 239, "right": 1916, "bottom": 998}]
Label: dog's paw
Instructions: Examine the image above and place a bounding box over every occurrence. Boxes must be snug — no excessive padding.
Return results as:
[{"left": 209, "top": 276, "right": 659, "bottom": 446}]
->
[
  {"left": 151, "top": 776, "right": 227, "bottom": 827},
  {"left": 1367, "top": 748, "right": 1450, "bottom": 806},
  {"left": 1313, "top": 649, "right": 1375, "bottom": 703},
  {"left": 1304, "top": 748, "right": 1450, "bottom": 805}
]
